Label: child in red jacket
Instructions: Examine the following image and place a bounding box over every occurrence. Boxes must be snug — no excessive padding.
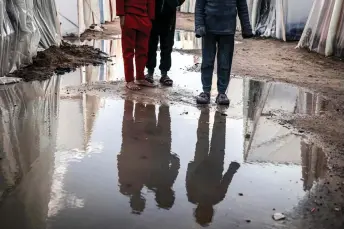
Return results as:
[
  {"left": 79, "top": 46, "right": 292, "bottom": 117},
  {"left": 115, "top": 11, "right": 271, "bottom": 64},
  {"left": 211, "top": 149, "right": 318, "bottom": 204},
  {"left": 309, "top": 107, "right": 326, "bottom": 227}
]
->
[{"left": 117, "top": 0, "right": 156, "bottom": 90}]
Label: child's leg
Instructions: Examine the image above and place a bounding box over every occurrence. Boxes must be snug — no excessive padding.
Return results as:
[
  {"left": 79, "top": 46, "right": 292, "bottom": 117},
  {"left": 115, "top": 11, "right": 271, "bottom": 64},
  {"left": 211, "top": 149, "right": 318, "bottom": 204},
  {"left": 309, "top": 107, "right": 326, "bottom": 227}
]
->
[
  {"left": 135, "top": 30, "right": 155, "bottom": 87},
  {"left": 216, "top": 35, "right": 235, "bottom": 94},
  {"left": 122, "top": 27, "right": 139, "bottom": 90},
  {"left": 146, "top": 21, "right": 159, "bottom": 77},
  {"left": 201, "top": 33, "right": 217, "bottom": 93}
]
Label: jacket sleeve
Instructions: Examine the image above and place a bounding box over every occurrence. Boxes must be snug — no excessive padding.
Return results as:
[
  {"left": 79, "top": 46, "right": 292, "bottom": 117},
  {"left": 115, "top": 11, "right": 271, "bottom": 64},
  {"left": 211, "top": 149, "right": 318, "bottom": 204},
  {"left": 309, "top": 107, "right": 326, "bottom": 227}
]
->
[
  {"left": 116, "top": 0, "right": 125, "bottom": 16},
  {"left": 237, "top": 0, "right": 253, "bottom": 35},
  {"left": 195, "top": 0, "right": 206, "bottom": 30},
  {"left": 148, "top": 0, "right": 155, "bottom": 20},
  {"left": 178, "top": 0, "right": 186, "bottom": 6}
]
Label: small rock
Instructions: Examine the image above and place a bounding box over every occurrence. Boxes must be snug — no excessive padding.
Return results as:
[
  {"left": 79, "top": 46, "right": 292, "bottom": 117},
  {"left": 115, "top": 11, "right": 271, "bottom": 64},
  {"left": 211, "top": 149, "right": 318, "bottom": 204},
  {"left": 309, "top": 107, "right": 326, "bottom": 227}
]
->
[
  {"left": 238, "top": 193, "right": 244, "bottom": 196},
  {"left": 334, "top": 207, "right": 341, "bottom": 212},
  {"left": 245, "top": 134, "right": 251, "bottom": 139},
  {"left": 273, "top": 208, "right": 276, "bottom": 211},
  {"left": 221, "top": 113, "right": 228, "bottom": 116},
  {"left": 245, "top": 220, "right": 251, "bottom": 223},
  {"left": 272, "top": 213, "right": 286, "bottom": 221}
]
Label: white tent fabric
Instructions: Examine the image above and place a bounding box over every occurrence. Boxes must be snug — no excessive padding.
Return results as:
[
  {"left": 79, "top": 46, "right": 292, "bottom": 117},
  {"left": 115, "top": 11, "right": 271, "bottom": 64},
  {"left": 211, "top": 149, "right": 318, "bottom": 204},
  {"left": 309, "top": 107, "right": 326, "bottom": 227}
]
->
[
  {"left": 251, "top": 0, "right": 314, "bottom": 41},
  {"left": 0, "top": 0, "right": 60, "bottom": 78},
  {"left": 57, "top": 0, "right": 117, "bottom": 37},
  {"left": 297, "top": 0, "right": 344, "bottom": 57}
]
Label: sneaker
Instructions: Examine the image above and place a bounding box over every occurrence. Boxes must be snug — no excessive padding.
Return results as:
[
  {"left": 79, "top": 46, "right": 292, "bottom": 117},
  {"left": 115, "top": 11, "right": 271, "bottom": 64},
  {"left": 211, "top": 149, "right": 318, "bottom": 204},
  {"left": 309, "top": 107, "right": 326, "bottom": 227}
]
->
[
  {"left": 196, "top": 92, "right": 210, "bottom": 104},
  {"left": 216, "top": 93, "right": 230, "bottom": 105}
]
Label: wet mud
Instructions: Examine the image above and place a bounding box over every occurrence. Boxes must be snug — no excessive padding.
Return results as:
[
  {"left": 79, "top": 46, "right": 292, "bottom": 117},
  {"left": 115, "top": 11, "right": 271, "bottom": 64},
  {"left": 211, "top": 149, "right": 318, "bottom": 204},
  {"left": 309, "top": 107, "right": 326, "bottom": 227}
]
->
[{"left": 7, "top": 41, "right": 110, "bottom": 82}]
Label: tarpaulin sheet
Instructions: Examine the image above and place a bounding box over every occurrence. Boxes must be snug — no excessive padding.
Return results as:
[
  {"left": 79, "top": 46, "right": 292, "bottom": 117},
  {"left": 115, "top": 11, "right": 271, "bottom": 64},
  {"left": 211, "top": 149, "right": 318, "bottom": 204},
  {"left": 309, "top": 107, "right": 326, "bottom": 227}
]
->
[
  {"left": 297, "top": 0, "right": 344, "bottom": 57},
  {"left": 0, "top": 0, "right": 61, "bottom": 78},
  {"left": 34, "top": 0, "right": 61, "bottom": 49},
  {"left": 252, "top": 0, "right": 313, "bottom": 41},
  {"left": 180, "top": 0, "right": 195, "bottom": 13}
]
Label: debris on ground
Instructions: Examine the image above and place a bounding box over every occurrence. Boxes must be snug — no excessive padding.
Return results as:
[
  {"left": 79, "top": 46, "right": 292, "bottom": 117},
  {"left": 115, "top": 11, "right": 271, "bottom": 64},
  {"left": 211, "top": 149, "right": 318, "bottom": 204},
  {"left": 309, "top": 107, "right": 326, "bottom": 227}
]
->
[
  {"left": 7, "top": 41, "right": 110, "bottom": 82},
  {"left": 239, "top": 193, "right": 244, "bottom": 196},
  {"left": 272, "top": 213, "right": 286, "bottom": 221},
  {"left": 334, "top": 207, "right": 341, "bottom": 212}
]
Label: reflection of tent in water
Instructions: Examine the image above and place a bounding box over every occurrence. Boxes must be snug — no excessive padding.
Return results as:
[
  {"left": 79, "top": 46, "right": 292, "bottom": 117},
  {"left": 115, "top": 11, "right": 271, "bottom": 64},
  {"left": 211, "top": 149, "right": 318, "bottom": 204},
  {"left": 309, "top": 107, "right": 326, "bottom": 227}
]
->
[
  {"left": 0, "top": 77, "right": 59, "bottom": 228},
  {"left": 174, "top": 30, "right": 202, "bottom": 50},
  {"left": 57, "top": 40, "right": 118, "bottom": 151},
  {"left": 243, "top": 79, "right": 327, "bottom": 166}
]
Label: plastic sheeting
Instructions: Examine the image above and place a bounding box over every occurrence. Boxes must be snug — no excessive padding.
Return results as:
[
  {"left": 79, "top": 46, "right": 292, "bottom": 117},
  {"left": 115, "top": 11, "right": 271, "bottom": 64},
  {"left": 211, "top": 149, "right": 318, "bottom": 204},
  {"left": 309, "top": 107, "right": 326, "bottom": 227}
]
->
[
  {"left": 298, "top": 0, "right": 344, "bottom": 57},
  {"left": 179, "top": 0, "right": 196, "bottom": 13},
  {"left": 251, "top": 0, "right": 313, "bottom": 41},
  {"left": 57, "top": 0, "right": 117, "bottom": 37},
  {"left": 0, "top": 0, "right": 61, "bottom": 78}
]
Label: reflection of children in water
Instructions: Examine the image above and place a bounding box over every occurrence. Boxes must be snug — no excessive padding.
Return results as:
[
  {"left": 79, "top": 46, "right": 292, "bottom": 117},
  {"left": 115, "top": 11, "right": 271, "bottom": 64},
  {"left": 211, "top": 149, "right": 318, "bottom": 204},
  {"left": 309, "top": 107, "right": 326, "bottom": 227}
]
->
[
  {"left": 117, "top": 100, "right": 180, "bottom": 214},
  {"left": 186, "top": 109, "right": 240, "bottom": 226}
]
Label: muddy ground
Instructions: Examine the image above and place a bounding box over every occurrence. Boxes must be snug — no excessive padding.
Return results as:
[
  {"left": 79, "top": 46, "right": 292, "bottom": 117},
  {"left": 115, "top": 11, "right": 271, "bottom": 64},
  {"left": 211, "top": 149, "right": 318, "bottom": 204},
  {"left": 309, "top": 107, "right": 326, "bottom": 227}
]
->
[
  {"left": 79, "top": 12, "right": 344, "bottom": 156},
  {"left": 8, "top": 41, "right": 110, "bottom": 82}
]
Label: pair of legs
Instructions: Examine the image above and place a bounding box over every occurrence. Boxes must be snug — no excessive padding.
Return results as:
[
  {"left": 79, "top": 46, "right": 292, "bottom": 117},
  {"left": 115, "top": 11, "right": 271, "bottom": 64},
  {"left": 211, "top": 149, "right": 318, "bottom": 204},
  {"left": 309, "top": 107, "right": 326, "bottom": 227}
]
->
[
  {"left": 197, "top": 34, "right": 235, "bottom": 105},
  {"left": 146, "top": 12, "right": 176, "bottom": 86},
  {"left": 121, "top": 26, "right": 155, "bottom": 90}
]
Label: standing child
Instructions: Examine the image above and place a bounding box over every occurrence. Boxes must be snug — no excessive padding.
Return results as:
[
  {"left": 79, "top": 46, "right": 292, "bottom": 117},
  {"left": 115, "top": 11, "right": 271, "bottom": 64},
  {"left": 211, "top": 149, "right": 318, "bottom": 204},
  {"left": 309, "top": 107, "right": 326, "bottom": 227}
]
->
[
  {"left": 117, "top": 0, "right": 156, "bottom": 90},
  {"left": 195, "top": 0, "right": 253, "bottom": 105},
  {"left": 145, "top": 0, "right": 185, "bottom": 87}
]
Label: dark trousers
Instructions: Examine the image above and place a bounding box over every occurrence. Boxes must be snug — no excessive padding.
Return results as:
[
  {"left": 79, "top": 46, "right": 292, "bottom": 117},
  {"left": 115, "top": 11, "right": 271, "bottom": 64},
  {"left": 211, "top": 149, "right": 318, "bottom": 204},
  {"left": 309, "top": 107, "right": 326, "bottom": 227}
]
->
[
  {"left": 201, "top": 34, "right": 235, "bottom": 94},
  {"left": 146, "top": 11, "right": 176, "bottom": 74}
]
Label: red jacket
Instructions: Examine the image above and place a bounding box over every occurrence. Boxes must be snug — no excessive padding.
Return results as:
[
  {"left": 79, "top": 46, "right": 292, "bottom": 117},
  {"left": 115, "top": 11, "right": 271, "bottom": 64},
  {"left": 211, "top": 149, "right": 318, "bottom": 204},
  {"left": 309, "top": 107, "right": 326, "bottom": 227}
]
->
[{"left": 116, "top": 0, "right": 155, "bottom": 20}]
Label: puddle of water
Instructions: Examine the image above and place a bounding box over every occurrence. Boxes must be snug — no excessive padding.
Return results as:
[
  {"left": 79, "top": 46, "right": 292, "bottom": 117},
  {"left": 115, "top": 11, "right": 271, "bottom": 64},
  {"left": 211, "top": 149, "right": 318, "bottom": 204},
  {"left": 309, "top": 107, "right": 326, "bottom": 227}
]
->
[
  {"left": 0, "top": 33, "right": 333, "bottom": 229},
  {"left": 0, "top": 72, "right": 329, "bottom": 229}
]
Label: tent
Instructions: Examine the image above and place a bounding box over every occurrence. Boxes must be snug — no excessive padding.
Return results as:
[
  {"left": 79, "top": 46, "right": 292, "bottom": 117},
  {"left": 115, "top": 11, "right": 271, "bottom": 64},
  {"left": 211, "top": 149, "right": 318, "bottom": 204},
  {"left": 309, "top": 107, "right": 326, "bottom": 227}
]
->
[
  {"left": 297, "top": 0, "right": 344, "bottom": 57},
  {"left": 0, "top": 0, "right": 60, "bottom": 78},
  {"left": 57, "top": 0, "right": 117, "bottom": 37},
  {"left": 250, "top": 0, "right": 314, "bottom": 41}
]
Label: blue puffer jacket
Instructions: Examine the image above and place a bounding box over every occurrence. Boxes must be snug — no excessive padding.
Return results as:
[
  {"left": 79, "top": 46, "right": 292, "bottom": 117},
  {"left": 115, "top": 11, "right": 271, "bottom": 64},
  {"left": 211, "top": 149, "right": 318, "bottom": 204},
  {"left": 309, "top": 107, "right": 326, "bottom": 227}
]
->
[{"left": 195, "top": 0, "right": 252, "bottom": 36}]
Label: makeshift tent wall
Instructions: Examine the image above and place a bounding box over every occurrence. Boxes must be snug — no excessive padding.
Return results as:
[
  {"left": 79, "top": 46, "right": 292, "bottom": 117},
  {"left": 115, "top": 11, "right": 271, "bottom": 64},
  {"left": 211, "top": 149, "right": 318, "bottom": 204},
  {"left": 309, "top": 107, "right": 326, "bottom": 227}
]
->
[
  {"left": 297, "top": 0, "right": 344, "bottom": 57},
  {"left": 0, "top": 0, "right": 60, "bottom": 78},
  {"left": 57, "top": 0, "right": 117, "bottom": 37},
  {"left": 251, "top": 0, "right": 313, "bottom": 41}
]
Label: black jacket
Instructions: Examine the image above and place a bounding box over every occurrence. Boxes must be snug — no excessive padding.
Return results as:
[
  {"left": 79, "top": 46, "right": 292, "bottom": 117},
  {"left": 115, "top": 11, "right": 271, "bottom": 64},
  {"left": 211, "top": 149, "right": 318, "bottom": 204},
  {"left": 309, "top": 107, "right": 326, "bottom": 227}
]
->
[
  {"left": 195, "top": 0, "right": 252, "bottom": 36},
  {"left": 155, "top": 0, "right": 185, "bottom": 16}
]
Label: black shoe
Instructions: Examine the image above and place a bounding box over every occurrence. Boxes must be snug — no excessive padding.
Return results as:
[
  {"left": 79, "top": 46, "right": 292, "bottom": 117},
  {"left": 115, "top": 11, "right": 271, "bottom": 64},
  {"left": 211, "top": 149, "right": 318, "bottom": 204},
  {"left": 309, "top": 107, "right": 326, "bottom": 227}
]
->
[
  {"left": 196, "top": 92, "right": 210, "bottom": 104},
  {"left": 216, "top": 93, "right": 230, "bottom": 105}
]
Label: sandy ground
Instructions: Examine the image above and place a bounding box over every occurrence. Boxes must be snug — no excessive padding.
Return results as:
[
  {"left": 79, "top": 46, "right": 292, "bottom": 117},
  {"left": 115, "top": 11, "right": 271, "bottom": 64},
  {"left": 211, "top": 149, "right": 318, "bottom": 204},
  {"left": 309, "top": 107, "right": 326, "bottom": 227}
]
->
[{"left": 79, "top": 12, "right": 344, "bottom": 154}]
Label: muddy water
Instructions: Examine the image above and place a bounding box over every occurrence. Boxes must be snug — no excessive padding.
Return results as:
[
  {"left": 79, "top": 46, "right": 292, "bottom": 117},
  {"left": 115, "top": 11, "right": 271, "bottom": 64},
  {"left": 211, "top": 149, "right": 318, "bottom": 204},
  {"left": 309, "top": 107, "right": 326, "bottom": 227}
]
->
[{"left": 0, "top": 33, "right": 334, "bottom": 229}]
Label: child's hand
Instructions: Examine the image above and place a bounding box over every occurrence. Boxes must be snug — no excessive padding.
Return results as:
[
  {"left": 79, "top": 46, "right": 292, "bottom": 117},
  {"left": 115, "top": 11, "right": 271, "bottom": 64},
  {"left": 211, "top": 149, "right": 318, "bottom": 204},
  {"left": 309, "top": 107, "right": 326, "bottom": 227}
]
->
[
  {"left": 120, "top": 16, "right": 125, "bottom": 28},
  {"left": 195, "top": 26, "right": 206, "bottom": 38}
]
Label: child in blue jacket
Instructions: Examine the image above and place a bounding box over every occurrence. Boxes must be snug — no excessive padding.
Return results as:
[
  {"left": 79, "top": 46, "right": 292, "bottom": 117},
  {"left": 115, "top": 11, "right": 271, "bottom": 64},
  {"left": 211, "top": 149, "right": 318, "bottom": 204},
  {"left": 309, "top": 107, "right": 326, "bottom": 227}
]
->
[{"left": 195, "top": 0, "right": 253, "bottom": 105}]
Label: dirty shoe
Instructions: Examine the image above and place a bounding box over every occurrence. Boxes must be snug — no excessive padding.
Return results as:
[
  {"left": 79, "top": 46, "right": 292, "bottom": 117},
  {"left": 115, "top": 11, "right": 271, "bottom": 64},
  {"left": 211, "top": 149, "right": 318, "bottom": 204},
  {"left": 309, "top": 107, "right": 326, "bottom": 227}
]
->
[
  {"left": 196, "top": 92, "right": 210, "bottom": 104},
  {"left": 216, "top": 93, "right": 230, "bottom": 105}
]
